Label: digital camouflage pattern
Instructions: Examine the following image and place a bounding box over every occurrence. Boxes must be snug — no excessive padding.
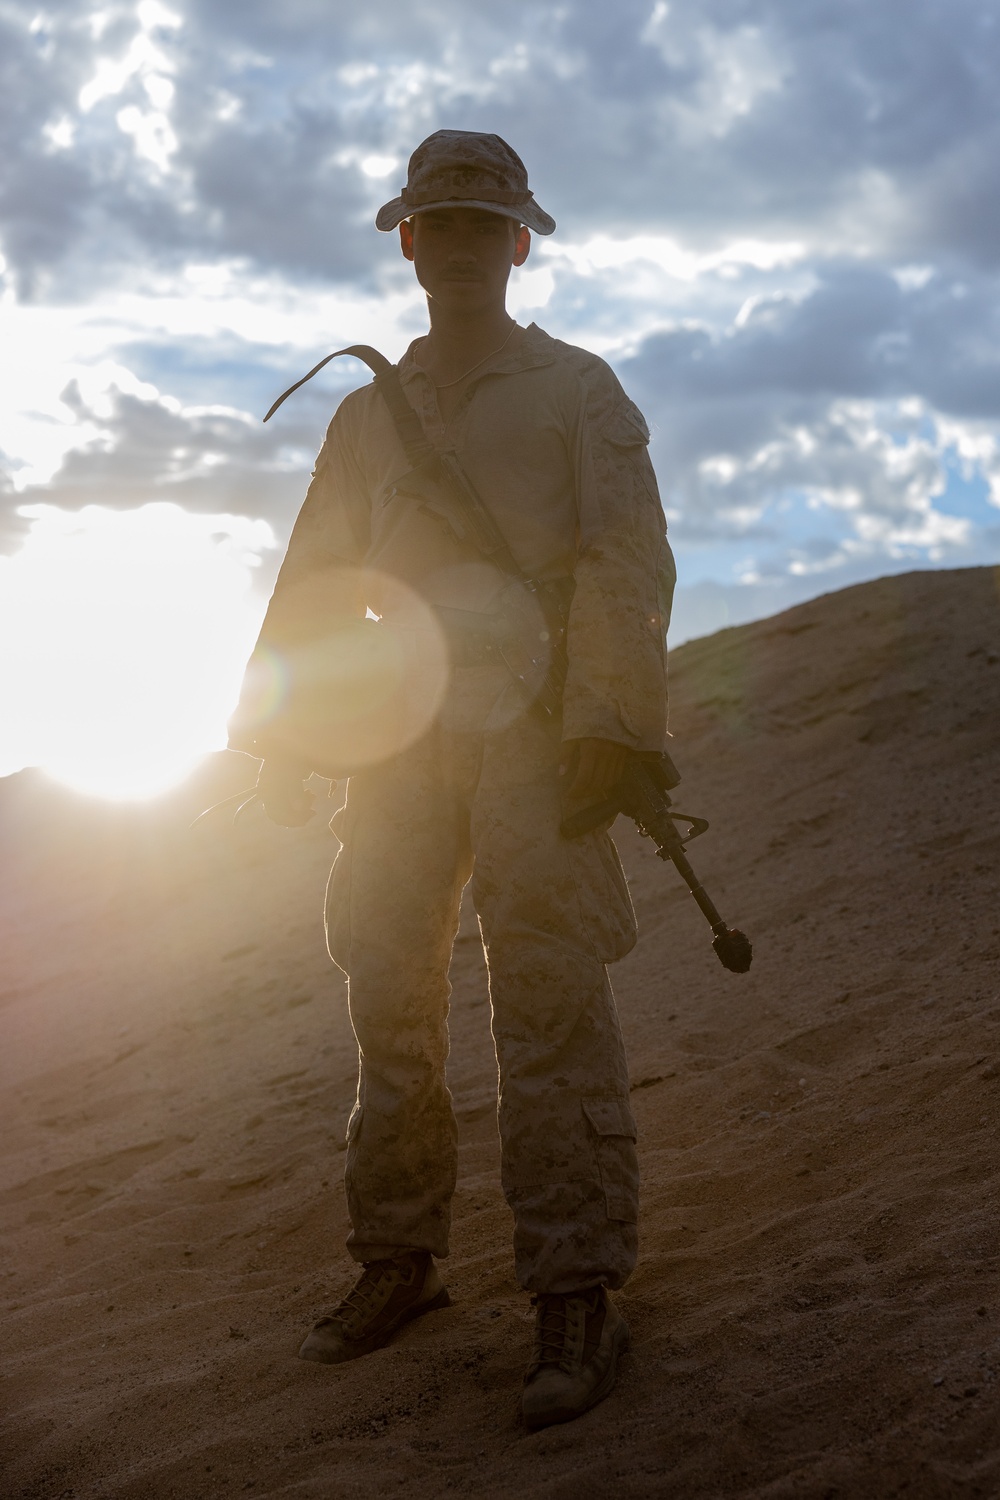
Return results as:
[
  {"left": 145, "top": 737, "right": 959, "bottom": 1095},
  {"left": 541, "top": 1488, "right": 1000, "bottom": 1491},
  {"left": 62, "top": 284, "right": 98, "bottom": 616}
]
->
[
  {"left": 375, "top": 128, "right": 557, "bottom": 236},
  {"left": 230, "top": 322, "right": 672, "bottom": 1291},
  {"left": 327, "top": 664, "right": 640, "bottom": 1291},
  {"left": 229, "top": 323, "right": 674, "bottom": 765}
]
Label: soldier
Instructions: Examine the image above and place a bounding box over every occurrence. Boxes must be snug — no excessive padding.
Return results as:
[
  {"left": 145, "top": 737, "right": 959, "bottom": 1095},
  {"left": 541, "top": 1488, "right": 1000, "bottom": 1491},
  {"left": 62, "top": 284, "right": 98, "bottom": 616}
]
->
[{"left": 229, "top": 129, "right": 674, "bottom": 1430}]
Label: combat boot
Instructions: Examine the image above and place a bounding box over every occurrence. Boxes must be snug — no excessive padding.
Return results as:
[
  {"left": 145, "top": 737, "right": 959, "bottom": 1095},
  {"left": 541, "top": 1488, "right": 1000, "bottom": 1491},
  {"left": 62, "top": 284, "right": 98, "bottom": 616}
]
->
[
  {"left": 521, "top": 1286, "right": 629, "bottom": 1429},
  {"left": 298, "top": 1251, "right": 450, "bottom": 1364}
]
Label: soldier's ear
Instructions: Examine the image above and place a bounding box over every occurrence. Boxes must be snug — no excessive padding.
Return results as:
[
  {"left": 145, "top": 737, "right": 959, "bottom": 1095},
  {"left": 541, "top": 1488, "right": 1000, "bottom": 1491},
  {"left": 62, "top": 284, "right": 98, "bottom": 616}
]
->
[
  {"left": 513, "top": 225, "right": 531, "bottom": 268},
  {"left": 399, "top": 219, "right": 415, "bottom": 261}
]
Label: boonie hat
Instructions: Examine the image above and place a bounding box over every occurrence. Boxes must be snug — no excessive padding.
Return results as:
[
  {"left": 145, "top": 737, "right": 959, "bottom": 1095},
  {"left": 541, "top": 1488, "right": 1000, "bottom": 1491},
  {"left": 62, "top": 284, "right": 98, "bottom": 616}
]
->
[{"left": 376, "top": 129, "right": 555, "bottom": 236}]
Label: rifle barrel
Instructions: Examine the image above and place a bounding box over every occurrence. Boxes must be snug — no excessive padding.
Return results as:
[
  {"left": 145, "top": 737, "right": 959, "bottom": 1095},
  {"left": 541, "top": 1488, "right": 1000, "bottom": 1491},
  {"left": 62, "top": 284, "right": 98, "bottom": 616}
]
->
[{"left": 657, "top": 841, "right": 726, "bottom": 931}]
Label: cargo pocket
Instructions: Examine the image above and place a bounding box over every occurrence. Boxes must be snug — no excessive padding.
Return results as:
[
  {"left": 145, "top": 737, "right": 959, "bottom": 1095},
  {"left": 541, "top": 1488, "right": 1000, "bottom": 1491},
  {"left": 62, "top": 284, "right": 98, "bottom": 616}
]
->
[
  {"left": 583, "top": 1096, "right": 639, "bottom": 1223},
  {"left": 566, "top": 829, "right": 638, "bottom": 965}
]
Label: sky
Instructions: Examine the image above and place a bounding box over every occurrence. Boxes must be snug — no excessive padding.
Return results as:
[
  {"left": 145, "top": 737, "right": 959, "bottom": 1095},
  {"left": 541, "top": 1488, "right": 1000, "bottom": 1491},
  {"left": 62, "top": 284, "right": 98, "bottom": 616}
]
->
[{"left": 2, "top": 0, "right": 1000, "bottom": 792}]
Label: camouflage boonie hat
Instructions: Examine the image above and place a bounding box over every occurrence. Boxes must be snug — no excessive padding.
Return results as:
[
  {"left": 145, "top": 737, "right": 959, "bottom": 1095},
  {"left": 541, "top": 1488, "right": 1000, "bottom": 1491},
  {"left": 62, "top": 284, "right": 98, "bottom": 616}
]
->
[{"left": 376, "top": 129, "right": 556, "bottom": 236}]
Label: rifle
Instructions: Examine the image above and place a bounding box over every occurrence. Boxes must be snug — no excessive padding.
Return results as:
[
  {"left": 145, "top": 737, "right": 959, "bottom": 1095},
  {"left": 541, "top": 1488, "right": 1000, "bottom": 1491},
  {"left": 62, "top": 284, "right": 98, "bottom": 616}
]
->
[
  {"left": 255, "top": 346, "right": 753, "bottom": 973},
  {"left": 560, "top": 750, "right": 752, "bottom": 973}
]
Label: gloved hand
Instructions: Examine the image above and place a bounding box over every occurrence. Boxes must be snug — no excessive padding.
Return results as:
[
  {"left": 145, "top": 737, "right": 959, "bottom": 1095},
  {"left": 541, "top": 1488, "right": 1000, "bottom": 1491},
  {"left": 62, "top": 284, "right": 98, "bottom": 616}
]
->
[
  {"left": 559, "top": 737, "right": 629, "bottom": 804},
  {"left": 256, "top": 756, "right": 316, "bottom": 827}
]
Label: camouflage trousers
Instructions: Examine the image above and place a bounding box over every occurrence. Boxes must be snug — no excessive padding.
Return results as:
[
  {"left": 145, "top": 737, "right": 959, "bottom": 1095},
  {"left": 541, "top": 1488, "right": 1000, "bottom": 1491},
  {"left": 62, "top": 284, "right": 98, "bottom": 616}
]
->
[{"left": 324, "top": 665, "right": 640, "bottom": 1293}]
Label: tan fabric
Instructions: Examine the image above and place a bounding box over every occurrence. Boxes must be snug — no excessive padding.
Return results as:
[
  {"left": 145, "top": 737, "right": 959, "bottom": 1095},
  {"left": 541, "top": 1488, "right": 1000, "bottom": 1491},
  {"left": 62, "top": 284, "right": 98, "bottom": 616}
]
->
[
  {"left": 375, "top": 128, "right": 556, "bottom": 235},
  {"left": 229, "top": 322, "right": 673, "bottom": 762},
  {"left": 329, "top": 665, "right": 639, "bottom": 1292},
  {"left": 228, "top": 322, "right": 670, "bottom": 1292}
]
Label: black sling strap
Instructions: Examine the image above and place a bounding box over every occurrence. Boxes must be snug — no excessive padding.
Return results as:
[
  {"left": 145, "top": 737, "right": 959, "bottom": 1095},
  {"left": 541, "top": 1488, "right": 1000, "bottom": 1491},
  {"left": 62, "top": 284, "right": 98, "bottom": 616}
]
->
[
  {"left": 263, "top": 345, "right": 548, "bottom": 587},
  {"left": 258, "top": 353, "right": 753, "bottom": 972},
  {"left": 264, "top": 344, "right": 394, "bottom": 420},
  {"left": 263, "top": 345, "right": 570, "bottom": 720},
  {"left": 265, "top": 344, "right": 438, "bottom": 472}
]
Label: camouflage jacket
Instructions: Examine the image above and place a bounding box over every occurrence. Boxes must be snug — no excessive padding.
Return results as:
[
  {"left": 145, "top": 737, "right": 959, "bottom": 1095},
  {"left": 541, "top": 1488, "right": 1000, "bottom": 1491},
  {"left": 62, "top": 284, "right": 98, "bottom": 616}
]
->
[{"left": 230, "top": 322, "right": 674, "bottom": 760}]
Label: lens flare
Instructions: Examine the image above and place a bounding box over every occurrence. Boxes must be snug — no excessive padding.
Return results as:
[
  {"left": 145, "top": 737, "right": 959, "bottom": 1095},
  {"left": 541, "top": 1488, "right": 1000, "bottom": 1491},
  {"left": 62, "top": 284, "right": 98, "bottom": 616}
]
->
[{"left": 237, "top": 567, "right": 450, "bottom": 778}]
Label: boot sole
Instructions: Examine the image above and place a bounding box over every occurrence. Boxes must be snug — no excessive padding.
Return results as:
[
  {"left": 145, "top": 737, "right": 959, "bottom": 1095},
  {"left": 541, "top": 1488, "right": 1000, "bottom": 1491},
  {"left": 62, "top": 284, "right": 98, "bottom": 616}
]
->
[
  {"left": 298, "top": 1284, "right": 451, "bottom": 1364},
  {"left": 522, "top": 1317, "right": 630, "bottom": 1430}
]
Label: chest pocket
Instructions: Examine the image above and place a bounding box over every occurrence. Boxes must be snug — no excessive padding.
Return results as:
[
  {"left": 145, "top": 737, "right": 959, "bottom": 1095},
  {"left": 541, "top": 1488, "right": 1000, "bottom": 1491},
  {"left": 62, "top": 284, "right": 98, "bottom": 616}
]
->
[{"left": 374, "top": 467, "right": 470, "bottom": 553}]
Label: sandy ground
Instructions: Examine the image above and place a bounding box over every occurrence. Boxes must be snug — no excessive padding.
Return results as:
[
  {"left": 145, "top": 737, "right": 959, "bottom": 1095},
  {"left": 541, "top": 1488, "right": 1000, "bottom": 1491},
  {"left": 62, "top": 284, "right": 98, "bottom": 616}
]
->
[{"left": 2, "top": 565, "right": 999, "bottom": 1500}]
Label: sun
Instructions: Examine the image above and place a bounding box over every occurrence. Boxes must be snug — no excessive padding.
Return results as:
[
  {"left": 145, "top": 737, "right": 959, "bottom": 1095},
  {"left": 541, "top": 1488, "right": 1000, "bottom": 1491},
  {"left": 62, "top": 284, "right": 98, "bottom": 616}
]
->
[{"left": 0, "top": 502, "right": 275, "bottom": 800}]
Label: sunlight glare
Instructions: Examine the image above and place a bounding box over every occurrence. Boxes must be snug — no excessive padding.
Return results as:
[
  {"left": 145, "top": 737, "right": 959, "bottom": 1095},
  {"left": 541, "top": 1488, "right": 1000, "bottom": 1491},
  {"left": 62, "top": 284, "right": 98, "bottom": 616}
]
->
[{"left": 0, "top": 503, "right": 275, "bottom": 799}]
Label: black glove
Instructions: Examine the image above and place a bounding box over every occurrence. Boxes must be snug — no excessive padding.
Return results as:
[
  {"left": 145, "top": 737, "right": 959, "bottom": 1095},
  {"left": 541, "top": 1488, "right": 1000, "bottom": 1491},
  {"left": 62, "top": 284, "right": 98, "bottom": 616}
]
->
[{"left": 256, "top": 756, "right": 315, "bottom": 827}]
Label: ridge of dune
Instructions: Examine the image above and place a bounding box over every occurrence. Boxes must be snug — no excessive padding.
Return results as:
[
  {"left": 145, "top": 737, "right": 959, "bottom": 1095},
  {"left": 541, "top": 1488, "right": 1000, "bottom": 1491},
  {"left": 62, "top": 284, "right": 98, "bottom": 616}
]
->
[{"left": 1, "top": 565, "right": 998, "bottom": 1499}]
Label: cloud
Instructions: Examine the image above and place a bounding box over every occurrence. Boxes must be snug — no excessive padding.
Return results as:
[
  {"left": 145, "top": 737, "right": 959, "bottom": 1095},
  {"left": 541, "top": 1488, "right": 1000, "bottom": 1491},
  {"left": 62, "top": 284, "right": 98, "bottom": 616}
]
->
[
  {"left": 0, "top": 373, "right": 305, "bottom": 569},
  {"left": 610, "top": 259, "right": 1000, "bottom": 588},
  {"left": 5, "top": 0, "right": 999, "bottom": 298},
  {"left": 2, "top": 0, "right": 999, "bottom": 665}
]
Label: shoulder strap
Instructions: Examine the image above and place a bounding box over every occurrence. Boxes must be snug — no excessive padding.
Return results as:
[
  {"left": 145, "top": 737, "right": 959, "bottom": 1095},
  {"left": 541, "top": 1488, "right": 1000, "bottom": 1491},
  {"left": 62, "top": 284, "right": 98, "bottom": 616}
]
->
[
  {"left": 263, "top": 344, "right": 528, "bottom": 583},
  {"left": 264, "top": 344, "right": 570, "bottom": 721},
  {"left": 263, "top": 344, "right": 392, "bottom": 422}
]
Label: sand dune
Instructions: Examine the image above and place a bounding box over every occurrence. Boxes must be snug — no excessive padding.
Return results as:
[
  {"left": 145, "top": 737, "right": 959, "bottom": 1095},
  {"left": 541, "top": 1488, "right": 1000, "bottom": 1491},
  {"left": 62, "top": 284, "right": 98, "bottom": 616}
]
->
[{"left": 2, "top": 565, "right": 999, "bottom": 1499}]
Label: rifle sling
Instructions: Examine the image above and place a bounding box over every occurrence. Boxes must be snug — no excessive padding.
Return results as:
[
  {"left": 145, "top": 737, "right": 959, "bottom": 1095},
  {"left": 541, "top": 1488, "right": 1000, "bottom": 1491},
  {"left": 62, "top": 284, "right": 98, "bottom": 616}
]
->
[
  {"left": 264, "top": 344, "right": 544, "bottom": 590},
  {"left": 264, "top": 345, "right": 570, "bottom": 721}
]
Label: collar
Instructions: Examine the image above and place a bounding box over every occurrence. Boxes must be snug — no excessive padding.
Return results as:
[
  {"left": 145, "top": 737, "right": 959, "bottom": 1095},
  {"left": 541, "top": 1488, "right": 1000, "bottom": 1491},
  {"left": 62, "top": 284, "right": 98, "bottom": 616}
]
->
[{"left": 397, "top": 321, "right": 559, "bottom": 386}]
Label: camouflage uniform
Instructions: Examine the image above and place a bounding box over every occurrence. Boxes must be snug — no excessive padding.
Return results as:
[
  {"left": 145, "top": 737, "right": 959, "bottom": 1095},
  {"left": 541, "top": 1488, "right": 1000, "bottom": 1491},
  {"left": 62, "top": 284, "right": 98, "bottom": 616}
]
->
[{"left": 232, "top": 323, "right": 673, "bottom": 1291}]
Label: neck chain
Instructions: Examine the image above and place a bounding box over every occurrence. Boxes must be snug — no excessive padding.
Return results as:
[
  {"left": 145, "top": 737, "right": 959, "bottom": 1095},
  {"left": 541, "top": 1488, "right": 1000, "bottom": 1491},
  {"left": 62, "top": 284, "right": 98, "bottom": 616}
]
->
[{"left": 421, "top": 320, "right": 517, "bottom": 389}]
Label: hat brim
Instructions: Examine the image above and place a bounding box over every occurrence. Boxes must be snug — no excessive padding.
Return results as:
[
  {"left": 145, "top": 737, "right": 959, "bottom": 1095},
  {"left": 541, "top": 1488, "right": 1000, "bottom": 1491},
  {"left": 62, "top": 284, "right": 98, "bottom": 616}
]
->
[{"left": 375, "top": 195, "right": 555, "bottom": 235}]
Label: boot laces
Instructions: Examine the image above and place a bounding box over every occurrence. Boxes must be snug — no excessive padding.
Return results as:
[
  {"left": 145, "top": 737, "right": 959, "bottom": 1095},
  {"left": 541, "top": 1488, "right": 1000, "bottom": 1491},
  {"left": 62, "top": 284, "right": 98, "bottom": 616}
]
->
[
  {"left": 530, "top": 1289, "right": 600, "bottom": 1372},
  {"left": 328, "top": 1259, "right": 404, "bottom": 1331}
]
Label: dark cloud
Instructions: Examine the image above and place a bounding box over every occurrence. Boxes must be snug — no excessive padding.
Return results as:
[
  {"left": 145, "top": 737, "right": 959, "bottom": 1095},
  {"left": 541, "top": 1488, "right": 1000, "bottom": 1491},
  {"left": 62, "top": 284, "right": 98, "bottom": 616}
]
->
[
  {"left": 2, "top": 0, "right": 999, "bottom": 631},
  {"left": 0, "top": 10, "right": 94, "bottom": 294},
  {"left": 613, "top": 261, "right": 1000, "bottom": 543},
  {"left": 628, "top": 261, "right": 1000, "bottom": 414},
  {"left": 4, "top": 0, "right": 1000, "bottom": 293},
  {"left": 24, "top": 379, "right": 304, "bottom": 536},
  {"left": 540, "top": 0, "right": 1000, "bottom": 261}
]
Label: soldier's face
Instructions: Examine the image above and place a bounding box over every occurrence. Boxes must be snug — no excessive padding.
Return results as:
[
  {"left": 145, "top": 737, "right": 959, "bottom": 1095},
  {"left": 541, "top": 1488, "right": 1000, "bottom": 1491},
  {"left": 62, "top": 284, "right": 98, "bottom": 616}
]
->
[{"left": 400, "top": 208, "right": 531, "bottom": 313}]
